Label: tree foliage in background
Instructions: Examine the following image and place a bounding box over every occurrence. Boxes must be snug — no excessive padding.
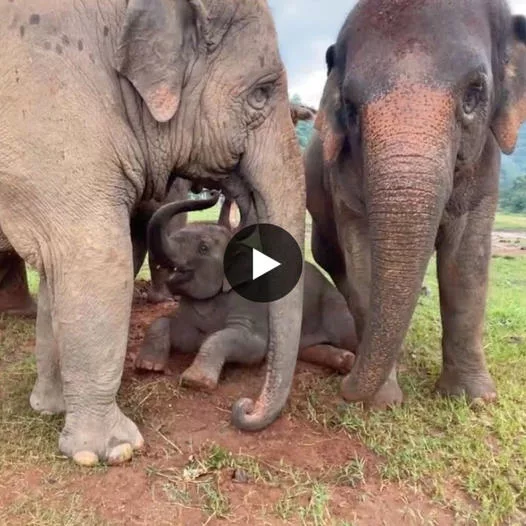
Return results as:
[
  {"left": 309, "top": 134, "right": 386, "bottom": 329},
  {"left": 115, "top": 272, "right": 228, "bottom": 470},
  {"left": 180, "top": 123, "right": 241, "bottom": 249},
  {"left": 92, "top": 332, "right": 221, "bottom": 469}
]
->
[{"left": 500, "top": 175, "right": 526, "bottom": 213}]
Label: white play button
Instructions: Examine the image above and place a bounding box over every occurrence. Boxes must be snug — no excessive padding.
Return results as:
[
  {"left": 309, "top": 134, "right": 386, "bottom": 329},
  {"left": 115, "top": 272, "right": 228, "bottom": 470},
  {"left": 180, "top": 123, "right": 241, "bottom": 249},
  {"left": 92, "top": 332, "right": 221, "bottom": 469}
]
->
[{"left": 252, "top": 248, "right": 281, "bottom": 280}]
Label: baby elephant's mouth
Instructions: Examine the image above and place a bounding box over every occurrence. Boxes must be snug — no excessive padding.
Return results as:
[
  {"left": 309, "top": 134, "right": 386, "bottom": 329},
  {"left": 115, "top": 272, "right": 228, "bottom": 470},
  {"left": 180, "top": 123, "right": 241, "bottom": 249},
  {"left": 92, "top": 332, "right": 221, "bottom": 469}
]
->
[{"left": 167, "top": 267, "right": 194, "bottom": 290}]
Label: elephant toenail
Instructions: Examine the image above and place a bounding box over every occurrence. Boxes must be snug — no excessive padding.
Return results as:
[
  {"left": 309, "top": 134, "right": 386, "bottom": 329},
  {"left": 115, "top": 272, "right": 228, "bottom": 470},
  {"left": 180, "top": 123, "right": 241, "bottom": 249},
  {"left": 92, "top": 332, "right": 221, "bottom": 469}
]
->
[{"left": 73, "top": 451, "right": 99, "bottom": 467}]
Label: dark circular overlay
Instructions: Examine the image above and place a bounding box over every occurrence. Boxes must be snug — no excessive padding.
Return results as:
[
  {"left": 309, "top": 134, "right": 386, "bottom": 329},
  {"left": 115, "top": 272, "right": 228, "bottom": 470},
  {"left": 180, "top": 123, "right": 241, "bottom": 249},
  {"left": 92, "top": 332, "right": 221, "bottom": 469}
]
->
[{"left": 223, "top": 223, "right": 303, "bottom": 303}]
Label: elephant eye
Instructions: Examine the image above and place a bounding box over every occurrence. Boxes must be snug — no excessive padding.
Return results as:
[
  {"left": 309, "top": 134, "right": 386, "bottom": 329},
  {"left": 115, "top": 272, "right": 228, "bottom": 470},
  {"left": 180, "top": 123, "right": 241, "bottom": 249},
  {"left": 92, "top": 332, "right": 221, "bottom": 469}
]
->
[
  {"left": 248, "top": 83, "right": 273, "bottom": 110},
  {"left": 198, "top": 242, "right": 209, "bottom": 255},
  {"left": 344, "top": 99, "right": 359, "bottom": 128},
  {"left": 462, "top": 82, "right": 484, "bottom": 115}
]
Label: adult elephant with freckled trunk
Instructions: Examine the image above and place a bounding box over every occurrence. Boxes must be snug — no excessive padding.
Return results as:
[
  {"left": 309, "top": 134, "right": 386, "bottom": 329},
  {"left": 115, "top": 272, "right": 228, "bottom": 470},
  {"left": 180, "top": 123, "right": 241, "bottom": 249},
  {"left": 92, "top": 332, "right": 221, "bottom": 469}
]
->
[
  {"left": 304, "top": 0, "right": 526, "bottom": 407},
  {"left": 0, "top": 0, "right": 305, "bottom": 466}
]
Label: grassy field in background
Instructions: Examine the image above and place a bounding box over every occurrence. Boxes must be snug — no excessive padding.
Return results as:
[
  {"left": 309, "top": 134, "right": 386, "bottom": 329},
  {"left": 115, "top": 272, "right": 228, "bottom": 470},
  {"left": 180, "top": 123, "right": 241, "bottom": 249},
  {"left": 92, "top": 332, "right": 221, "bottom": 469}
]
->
[
  {"left": 1, "top": 210, "right": 525, "bottom": 524},
  {"left": 493, "top": 212, "right": 526, "bottom": 231}
]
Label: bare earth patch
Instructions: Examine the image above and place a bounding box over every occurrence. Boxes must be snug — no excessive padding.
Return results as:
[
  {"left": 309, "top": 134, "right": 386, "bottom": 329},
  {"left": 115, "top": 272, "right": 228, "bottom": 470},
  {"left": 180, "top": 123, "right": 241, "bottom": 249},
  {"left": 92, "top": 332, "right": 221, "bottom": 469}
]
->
[
  {"left": 491, "top": 231, "right": 526, "bottom": 256},
  {"left": 0, "top": 298, "right": 456, "bottom": 526}
]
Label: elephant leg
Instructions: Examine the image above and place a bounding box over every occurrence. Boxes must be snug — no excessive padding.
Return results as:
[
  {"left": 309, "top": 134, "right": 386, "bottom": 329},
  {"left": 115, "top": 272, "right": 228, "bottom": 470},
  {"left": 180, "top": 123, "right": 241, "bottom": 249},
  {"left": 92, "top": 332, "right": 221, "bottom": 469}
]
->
[
  {"left": 47, "top": 212, "right": 143, "bottom": 466},
  {"left": 29, "top": 276, "right": 65, "bottom": 414},
  {"left": 130, "top": 212, "right": 149, "bottom": 302},
  {"left": 147, "top": 254, "right": 173, "bottom": 304},
  {"left": 339, "top": 218, "right": 403, "bottom": 408},
  {"left": 135, "top": 314, "right": 202, "bottom": 372},
  {"left": 0, "top": 252, "right": 36, "bottom": 316},
  {"left": 298, "top": 345, "right": 355, "bottom": 373},
  {"left": 135, "top": 317, "right": 172, "bottom": 372},
  {"left": 311, "top": 221, "right": 350, "bottom": 301},
  {"left": 435, "top": 211, "right": 497, "bottom": 403},
  {"left": 181, "top": 328, "right": 266, "bottom": 392},
  {"left": 319, "top": 286, "right": 359, "bottom": 352}
]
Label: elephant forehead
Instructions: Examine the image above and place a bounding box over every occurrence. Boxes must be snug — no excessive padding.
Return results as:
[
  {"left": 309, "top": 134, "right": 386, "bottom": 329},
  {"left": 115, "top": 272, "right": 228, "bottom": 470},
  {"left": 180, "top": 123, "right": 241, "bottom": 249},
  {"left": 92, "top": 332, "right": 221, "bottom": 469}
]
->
[{"left": 341, "top": 0, "right": 492, "bottom": 100}]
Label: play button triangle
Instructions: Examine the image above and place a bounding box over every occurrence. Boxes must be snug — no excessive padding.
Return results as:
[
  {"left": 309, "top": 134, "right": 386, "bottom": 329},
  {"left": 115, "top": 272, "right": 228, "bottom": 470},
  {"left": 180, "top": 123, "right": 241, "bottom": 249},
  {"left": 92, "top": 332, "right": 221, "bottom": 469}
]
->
[{"left": 252, "top": 248, "right": 281, "bottom": 280}]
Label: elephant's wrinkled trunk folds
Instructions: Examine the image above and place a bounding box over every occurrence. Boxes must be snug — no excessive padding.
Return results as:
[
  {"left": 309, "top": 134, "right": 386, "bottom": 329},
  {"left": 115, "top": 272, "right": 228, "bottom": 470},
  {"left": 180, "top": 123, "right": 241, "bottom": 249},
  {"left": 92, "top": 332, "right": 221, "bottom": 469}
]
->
[
  {"left": 341, "top": 86, "right": 454, "bottom": 402},
  {"left": 147, "top": 191, "right": 221, "bottom": 268},
  {"left": 231, "top": 107, "right": 306, "bottom": 431}
]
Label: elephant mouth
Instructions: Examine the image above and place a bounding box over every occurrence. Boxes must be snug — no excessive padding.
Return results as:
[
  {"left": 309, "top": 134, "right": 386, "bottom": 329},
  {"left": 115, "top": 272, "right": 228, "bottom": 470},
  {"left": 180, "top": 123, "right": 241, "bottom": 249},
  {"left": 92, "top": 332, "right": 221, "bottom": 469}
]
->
[{"left": 166, "top": 268, "right": 194, "bottom": 290}]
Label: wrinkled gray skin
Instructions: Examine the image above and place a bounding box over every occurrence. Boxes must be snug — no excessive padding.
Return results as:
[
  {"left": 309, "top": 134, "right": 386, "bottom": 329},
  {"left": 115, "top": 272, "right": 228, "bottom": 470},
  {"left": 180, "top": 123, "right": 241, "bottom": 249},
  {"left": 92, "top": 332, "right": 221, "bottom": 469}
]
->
[
  {"left": 305, "top": 0, "right": 526, "bottom": 408},
  {"left": 0, "top": 0, "right": 305, "bottom": 465},
  {"left": 0, "top": 179, "right": 190, "bottom": 317},
  {"left": 135, "top": 193, "right": 357, "bottom": 388},
  {"left": 0, "top": 103, "right": 315, "bottom": 313}
]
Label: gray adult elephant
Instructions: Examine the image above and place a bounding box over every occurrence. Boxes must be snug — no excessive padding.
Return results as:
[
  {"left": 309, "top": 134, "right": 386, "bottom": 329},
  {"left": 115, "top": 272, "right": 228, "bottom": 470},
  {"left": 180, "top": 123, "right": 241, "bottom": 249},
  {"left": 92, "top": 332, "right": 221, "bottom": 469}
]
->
[
  {"left": 0, "top": 0, "right": 305, "bottom": 465},
  {"left": 304, "top": 0, "right": 526, "bottom": 407}
]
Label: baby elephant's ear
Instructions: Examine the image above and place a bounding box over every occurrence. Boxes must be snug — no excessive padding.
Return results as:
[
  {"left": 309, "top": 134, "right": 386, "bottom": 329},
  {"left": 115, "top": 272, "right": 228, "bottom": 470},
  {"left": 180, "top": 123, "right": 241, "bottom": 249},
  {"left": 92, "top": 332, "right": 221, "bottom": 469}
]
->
[{"left": 492, "top": 15, "right": 526, "bottom": 154}]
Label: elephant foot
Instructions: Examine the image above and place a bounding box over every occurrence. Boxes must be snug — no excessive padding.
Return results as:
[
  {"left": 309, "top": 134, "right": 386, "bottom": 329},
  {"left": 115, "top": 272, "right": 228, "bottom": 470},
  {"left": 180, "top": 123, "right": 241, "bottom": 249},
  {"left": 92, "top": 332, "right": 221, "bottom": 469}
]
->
[
  {"left": 146, "top": 287, "right": 173, "bottom": 304},
  {"left": 299, "top": 345, "right": 355, "bottom": 373},
  {"left": 340, "top": 366, "right": 403, "bottom": 409},
  {"left": 134, "top": 345, "right": 169, "bottom": 372},
  {"left": 30, "top": 378, "right": 66, "bottom": 415},
  {"left": 180, "top": 361, "right": 220, "bottom": 392},
  {"left": 365, "top": 376, "right": 404, "bottom": 409},
  {"left": 59, "top": 404, "right": 144, "bottom": 467},
  {"left": 133, "top": 286, "right": 147, "bottom": 301},
  {"left": 436, "top": 367, "right": 497, "bottom": 405}
]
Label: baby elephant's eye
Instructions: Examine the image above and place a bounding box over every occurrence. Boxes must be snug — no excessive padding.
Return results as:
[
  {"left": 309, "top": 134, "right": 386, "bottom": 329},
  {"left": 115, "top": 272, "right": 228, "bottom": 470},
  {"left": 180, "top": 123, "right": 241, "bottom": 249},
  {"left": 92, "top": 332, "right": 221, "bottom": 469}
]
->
[{"left": 198, "top": 242, "right": 209, "bottom": 255}]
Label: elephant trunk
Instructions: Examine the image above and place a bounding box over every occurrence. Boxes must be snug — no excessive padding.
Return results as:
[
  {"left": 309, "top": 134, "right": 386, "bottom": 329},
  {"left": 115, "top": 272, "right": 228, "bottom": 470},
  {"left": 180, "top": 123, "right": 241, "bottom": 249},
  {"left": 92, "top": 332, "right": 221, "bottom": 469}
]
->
[
  {"left": 147, "top": 190, "right": 220, "bottom": 268},
  {"left": 231, "top": 104, "right": 306, "bottom": 431},
  {"left": 341, "top": 87, "right": 453, "bottom": 402}
]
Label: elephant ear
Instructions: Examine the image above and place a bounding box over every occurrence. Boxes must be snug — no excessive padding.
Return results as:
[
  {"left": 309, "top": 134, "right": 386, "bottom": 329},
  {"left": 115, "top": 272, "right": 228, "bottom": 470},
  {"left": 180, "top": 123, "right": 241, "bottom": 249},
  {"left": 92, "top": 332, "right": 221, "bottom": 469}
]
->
[
  {"left": 115, "top": 0, "right": 209, "bottom": 123},
  {"left": 325, "top": 44, "right": 335, "bottom": 75},
  {"left": 491, "top": 15, "right": 526, "bottom": 154},
  {"left": 314, "top": 45, "right": 345, "bottom": 164}
]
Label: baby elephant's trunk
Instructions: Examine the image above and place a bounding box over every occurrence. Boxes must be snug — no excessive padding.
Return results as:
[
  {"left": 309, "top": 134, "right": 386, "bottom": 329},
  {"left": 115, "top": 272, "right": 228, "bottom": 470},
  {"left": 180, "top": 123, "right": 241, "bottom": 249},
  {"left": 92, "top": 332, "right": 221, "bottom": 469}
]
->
[{"left": 147, "top": 190, "right": 221, "bottom": 268}]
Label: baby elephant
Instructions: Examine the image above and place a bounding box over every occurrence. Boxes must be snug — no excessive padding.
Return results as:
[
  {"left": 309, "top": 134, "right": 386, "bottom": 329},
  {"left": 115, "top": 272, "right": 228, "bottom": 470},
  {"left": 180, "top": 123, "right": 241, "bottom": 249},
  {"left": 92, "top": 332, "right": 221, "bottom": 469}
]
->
[{"left": 135, "top": 192, "right": 358, "bottom": 391}]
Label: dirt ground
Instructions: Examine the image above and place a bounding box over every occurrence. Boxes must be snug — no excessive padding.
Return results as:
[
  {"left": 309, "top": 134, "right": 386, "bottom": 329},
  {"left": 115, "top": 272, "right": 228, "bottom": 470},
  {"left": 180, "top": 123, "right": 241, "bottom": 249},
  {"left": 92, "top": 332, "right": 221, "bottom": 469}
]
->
[
  {"left": 1, "top": 231, "right": 524, "bottom": 525},
  {"left": 491, "top": 230, "right": 526, "bottom": 256},
  {"left": 0, "top": 290, "right": 458, "bottom": 526}
]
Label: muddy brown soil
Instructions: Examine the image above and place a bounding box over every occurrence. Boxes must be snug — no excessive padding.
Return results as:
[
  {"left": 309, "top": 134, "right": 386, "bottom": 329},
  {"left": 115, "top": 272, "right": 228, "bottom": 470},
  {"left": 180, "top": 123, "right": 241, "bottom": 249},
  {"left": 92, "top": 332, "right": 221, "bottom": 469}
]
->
[{"left": 0, "top": 283, "right": 457, "bottom": 525}]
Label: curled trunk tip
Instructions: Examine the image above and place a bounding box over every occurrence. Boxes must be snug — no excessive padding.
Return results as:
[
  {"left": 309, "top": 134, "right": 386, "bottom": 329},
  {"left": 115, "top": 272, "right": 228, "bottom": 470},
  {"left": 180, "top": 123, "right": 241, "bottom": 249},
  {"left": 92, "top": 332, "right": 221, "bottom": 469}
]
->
[{"left": 147, "top": 189, "right": 221, "bottom": 268}]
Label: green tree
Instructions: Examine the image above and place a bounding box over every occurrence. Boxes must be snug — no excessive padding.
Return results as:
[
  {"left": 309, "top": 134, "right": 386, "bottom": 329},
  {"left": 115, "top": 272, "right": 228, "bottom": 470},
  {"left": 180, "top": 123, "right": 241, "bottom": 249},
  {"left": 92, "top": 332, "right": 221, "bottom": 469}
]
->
[{"left": 500, "top": 175, "right": 526, "bottom": 213}]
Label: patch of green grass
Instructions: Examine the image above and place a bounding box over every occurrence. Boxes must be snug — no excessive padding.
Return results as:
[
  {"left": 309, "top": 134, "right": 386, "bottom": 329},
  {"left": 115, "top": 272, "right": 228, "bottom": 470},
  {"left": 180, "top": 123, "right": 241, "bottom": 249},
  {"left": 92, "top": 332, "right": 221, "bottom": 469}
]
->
[
  {"left": 0, "top": 493, "right": 111, "bottom": 526},
  {"left": 493, "top": 212, "right": 526, "bottom": 232},
  {"left": 299, "top": 255, "right": 526, "bottom": 525},
  {"left": 148, "top": 443, "right": 367, "bottom": 524},
  {"left": 0, "top": 315, "right": 64, "bottom": 470}
]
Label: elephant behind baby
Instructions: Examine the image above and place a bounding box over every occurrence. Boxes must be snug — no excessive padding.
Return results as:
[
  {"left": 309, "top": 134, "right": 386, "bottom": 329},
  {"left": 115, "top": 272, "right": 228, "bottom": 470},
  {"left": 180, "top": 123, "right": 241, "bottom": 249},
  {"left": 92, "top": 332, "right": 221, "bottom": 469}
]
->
[{"left": 304, "top": 0, "right": 526, "bottom": 408}]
